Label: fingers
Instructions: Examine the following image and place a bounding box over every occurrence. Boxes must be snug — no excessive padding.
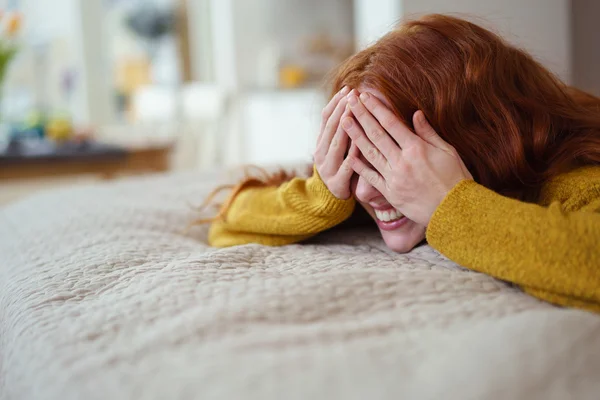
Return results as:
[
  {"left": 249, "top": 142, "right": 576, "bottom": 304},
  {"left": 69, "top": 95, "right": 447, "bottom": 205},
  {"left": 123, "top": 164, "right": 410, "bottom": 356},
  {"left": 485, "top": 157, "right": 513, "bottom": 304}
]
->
[
  {"left": 338, "top": 142, "right": 357, "bottom": 183},
  {"left": 347, "top": 154, "right": 387, "bottom": 195},
  {"left": 318, "top": 86, "right": 350, "bottom": 143},
  {"left": 341, "top": 113, "right": 389, "bottom": 176},
  {"left": 348, "top": 140, "right": 360, "bottom": 159},
  {"left": 412, "top": 111, "right": 449, "bottom": 150},
  {"left": 315, "top": 94, "right": 349, "bottom": 161},
  {"left": 326, "top": 108, "right": 352, "bottom": 167},
  {"left": 346, "top": 92, "right": 400, "bottom": 161},
  {"left": 359, "top": 91, "right": 417, "bottom": 149}
]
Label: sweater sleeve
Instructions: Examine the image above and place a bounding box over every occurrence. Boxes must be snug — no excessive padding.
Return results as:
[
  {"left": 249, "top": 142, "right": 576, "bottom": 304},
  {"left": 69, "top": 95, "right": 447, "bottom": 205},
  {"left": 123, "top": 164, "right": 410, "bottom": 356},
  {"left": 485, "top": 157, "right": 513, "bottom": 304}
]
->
[
  {"left": 208, "top": 166, "right": 356, "bottom": 247},
  {"left": 426, "top": 179, "right": 600, "bottom": 312}
]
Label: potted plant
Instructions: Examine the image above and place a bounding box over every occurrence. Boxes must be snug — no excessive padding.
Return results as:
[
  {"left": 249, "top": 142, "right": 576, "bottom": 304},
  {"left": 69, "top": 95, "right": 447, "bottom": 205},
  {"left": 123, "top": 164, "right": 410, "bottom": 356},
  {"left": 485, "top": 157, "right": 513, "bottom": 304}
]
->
[
  {"left": 0, "top": 10, "right": 20, "bottom": 148},
  {"left": 0, "top": 10, "right": 20, "bottom": 96}
]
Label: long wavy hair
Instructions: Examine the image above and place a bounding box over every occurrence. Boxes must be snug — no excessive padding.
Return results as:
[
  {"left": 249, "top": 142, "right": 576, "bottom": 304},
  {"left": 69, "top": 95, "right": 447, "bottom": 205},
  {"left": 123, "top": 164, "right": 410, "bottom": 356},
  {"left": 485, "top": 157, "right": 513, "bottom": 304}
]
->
[{"left": 194, "top": 14, "right": 600, "bottom": 224}]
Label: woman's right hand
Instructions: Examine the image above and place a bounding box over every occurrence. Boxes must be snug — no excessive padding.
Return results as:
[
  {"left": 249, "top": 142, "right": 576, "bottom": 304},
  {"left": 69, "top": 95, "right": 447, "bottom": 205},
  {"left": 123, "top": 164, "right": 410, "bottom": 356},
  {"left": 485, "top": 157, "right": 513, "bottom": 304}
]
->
[{"left": 313, "top": 86, "right": 359, "bottom": 200}]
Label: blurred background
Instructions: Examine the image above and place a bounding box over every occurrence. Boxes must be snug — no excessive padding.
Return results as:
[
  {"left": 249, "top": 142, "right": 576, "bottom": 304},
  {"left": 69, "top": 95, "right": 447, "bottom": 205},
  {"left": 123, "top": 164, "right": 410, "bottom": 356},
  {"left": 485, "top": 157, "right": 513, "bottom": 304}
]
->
[{"left": 0, "top": 0, "right": 598, "bottom": 204}]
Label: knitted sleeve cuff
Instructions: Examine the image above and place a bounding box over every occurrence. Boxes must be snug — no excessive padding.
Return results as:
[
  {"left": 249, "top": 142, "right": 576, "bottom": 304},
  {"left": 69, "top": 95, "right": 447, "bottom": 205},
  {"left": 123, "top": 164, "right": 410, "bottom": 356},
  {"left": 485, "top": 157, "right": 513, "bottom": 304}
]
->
[
  {"left": 304, "top": 165, "right": 356, "bottom": 215},
  {"left": 425, "top": 179, "right": 482, "bottom": 250}
]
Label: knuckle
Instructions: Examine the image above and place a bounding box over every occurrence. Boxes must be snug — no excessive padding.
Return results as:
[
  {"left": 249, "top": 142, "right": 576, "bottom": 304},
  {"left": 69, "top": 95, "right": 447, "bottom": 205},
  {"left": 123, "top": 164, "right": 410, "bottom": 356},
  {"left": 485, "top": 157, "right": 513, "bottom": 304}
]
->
[
  {"left": 367, "top": 174, "right": 379, "bottom": 186},
  {"left": 343, "top": 157, "right": 355, "bottom": 171},
  {"left": 352, "top": 105, "right": 364, "bottom": 116},
  {"left": 370, "top": 102, "right": 383, "bottom": 115},
  {"left": 368, "top": 128, "right": 384, "bottom": 141},
  {"left": 383, "top": 115, "right": 399, "bottom": 130},
  {"left": 367, "top": 146, "right": 378, "bottom": 160}
]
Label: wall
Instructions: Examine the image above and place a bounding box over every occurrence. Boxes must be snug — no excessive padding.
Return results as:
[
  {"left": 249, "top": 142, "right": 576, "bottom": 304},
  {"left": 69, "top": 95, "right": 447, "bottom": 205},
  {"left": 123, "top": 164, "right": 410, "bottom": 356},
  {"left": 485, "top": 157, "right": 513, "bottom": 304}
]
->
[
  {"left": 231, "top": 0, "right": 354, "bottom": 89},
  {"left": 353, "top": 0, "right": 403, "bottom": 49},
  {"left": 402, "top": 0, "right": 572, "bottom": 83},
  {"left": 571, "top": 0, "right": 600, "bottom": 96}
]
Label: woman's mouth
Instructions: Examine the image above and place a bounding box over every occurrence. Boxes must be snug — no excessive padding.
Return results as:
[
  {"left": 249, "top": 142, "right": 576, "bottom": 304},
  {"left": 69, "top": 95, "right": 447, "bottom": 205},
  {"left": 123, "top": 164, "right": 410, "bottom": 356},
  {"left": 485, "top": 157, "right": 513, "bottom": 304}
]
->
[
  {"left": 373, "top": 208, "right": 409, "bottom": 231},
  {"left": 374, "top": 208, "right": 403, "bottom": 222}
]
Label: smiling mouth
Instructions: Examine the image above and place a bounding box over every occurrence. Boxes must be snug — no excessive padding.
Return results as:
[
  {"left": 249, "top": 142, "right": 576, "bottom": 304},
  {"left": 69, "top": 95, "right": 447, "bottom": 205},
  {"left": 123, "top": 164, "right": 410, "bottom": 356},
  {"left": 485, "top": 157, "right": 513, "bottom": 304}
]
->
[{"left": 373, "top": 208, "right": 404, "bottom": 222}]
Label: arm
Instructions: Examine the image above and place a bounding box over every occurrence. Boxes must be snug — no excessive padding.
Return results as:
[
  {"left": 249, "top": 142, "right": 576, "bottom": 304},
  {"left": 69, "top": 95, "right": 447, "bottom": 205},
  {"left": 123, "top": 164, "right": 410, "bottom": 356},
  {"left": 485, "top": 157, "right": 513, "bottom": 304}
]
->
[
  {"left": 336, "top": 91, "right": 600, "bottom": 312},
  {"left": 426, "top": 175, "right": 600, "bottom": 312},
  {"left": 209, "top": 166, "right": 356, "bottom": 247},
  {"left": 210, "top": 85, "right": 360, "bottom": 248}
]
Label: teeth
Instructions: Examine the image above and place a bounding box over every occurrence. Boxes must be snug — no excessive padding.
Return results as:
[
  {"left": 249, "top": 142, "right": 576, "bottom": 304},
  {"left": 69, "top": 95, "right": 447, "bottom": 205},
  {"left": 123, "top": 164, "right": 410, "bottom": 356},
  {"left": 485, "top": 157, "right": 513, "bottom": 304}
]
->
[{"left": 374, "top": 208, "right": 404, "bottom": 222}]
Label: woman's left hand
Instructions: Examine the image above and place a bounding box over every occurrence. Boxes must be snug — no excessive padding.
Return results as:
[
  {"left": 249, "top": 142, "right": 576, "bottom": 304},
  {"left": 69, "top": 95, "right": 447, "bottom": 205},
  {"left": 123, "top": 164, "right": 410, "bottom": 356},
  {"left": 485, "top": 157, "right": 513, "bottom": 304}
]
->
[{"left": 342, "top": 91, "right": 473, "bottom": 225}]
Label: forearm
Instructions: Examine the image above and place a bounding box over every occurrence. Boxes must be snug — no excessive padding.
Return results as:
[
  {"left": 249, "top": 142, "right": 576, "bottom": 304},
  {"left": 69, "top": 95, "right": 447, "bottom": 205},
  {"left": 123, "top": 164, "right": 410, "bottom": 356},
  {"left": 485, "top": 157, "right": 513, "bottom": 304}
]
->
[
  {"left": 426, "top": 180, "right": 600, "bottom": 306},
  {"left": 208, "top": 222, "right": 313, "bottom": 247},
  {"left": 208, "top": 167, "right": 356, "bottom": 247}
]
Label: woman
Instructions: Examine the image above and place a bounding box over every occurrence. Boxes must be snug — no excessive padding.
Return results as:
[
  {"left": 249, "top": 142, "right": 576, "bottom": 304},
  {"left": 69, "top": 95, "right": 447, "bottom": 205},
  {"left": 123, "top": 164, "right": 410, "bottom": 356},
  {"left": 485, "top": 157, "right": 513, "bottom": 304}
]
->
[{"left": 197, "top": 14, "right": 600, "bottom": 312}]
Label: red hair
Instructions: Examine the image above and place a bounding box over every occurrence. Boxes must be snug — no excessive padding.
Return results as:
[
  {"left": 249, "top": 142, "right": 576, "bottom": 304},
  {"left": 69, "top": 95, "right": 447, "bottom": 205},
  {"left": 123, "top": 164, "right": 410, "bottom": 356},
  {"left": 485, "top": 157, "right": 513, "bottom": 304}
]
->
[
  {"left": 195, "top": 14, "right": 600, "bottom": 222},
  {"left": 332, "top": 14, "right": 600, "bottom": 201}
]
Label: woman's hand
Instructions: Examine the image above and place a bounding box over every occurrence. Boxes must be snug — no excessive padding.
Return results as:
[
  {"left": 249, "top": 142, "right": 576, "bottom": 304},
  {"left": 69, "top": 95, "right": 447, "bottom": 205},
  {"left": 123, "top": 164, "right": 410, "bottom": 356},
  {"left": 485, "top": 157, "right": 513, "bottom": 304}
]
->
[
  {"left": 342, "top": 91, "right": 473, "bottom": 225},
  {"left": 313, "top": 86, "right": 360, "bottom": 200}
]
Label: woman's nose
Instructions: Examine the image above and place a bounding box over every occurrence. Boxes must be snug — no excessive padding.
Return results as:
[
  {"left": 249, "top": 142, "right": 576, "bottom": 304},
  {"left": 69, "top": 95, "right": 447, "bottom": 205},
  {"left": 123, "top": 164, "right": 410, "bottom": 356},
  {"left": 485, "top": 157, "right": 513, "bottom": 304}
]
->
[{"left": 354, "top": 175, "right": 381, "bottom": 202}]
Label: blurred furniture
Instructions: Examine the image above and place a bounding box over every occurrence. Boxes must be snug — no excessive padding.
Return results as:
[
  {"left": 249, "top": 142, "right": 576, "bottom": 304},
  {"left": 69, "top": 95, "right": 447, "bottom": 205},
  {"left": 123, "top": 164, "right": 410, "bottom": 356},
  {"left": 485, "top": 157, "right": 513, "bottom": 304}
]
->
[
  {"left": 179, "top": 82, "right": 229, "bottom": 169},
  {"left": 0, "top": 139, "right": 172, "bottom": 181},
  {"left": 131, "top": 82, "right": 230, "bottom": 170},
  {"left": 131, "top": 85, "right": 179, "bottom": 123},
  {"left": 175, "top": 0, "right": 193, "bottom": 82}
]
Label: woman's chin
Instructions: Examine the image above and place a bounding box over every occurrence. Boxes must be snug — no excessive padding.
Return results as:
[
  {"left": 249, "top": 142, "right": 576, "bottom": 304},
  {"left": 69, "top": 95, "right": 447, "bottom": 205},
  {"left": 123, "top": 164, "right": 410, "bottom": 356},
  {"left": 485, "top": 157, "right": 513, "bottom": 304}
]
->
[
  {"left": 358, "top": 203, "right": 426, "bottom": 253},
  {"left": 381, "top": 234, "right": 416, "bottom": 253},
  {"left": 378, "top": 223, "right": 426, "bottom": 253}
]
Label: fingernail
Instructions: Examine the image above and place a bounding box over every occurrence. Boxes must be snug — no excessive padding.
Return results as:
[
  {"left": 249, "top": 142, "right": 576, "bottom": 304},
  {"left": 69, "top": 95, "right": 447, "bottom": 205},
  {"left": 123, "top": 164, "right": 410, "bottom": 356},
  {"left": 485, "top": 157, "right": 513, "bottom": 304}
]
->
[
  {"left": 359, "top": 92, "right": 369, "bottom": 102},
  {"left": 416, "top": 111, "right": 426, "bottom": 125},
  {"left": 341, "top": 86, "right": 350, "bottom": 95},
  {"left": 342, "top": 117, "right": 353, "bottom": 130},
  {"left": 348, "top": 95, "right": 358, "bottom": 107}
]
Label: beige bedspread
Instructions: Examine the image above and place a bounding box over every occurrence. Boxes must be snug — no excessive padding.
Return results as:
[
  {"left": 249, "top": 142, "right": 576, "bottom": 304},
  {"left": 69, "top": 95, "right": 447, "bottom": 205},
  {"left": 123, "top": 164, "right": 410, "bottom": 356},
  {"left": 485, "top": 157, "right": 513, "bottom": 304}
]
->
[{"left": 1, "top": 168, "right": 599, "bottom": 400}]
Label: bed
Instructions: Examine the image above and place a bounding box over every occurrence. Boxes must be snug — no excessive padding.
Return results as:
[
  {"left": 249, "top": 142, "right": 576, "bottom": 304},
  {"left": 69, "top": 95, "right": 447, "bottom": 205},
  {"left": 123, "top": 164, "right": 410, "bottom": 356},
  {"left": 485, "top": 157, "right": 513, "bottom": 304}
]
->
[{"left": 1, "top": 166, "right": 599, "bottom": 400}]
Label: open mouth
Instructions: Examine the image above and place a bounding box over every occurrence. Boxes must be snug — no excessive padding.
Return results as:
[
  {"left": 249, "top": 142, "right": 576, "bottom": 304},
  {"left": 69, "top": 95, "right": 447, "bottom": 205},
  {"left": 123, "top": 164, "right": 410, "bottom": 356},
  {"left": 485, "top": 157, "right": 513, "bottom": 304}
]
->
[
  {"left": 374, "top": 208, "right": 404, "bottom": 222},
  {"left": 372, "top": 207, "right": 409, "bottom": 231}
]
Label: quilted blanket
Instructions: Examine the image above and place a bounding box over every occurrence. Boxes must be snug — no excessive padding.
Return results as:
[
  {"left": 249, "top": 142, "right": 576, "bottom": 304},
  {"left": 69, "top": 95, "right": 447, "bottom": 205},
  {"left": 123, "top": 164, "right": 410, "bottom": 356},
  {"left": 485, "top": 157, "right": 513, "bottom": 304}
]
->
[{"left": 1, "top": 167, "right": 599, "bottom": 400}]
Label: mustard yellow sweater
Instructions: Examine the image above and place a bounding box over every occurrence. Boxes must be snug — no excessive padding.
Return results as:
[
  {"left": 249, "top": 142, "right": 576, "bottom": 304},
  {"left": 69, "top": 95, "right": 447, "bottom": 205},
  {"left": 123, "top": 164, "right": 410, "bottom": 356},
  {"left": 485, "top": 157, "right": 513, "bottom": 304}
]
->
[{"left": 209, "top": 166, "right": 600, "bottom": 313}]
